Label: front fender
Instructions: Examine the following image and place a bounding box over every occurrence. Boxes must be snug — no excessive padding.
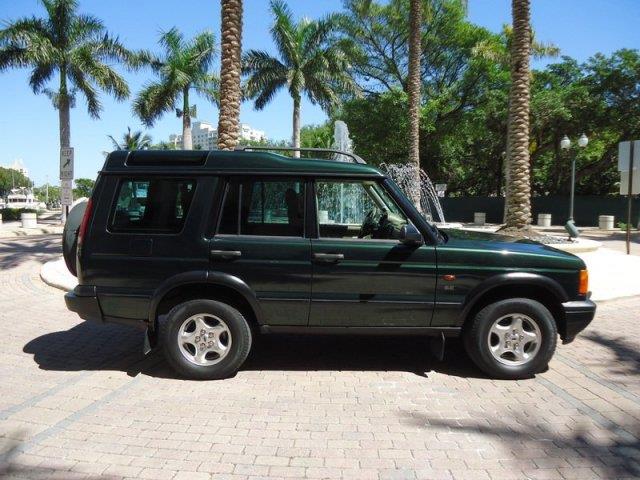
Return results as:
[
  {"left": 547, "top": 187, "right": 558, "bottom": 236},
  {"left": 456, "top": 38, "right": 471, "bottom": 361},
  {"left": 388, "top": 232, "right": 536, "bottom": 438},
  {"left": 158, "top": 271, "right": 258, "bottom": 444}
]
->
[{"left": 460, "top": 272, "right": 569, "bottom": 322}]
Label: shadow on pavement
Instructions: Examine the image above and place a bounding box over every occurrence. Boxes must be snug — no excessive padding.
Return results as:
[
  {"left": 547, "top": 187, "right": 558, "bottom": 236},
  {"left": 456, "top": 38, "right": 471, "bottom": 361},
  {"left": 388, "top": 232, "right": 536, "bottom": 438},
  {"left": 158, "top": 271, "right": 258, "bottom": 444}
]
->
[
  {"left": 0, "top": 236, "right": 61, "bottom": 270},
  {"left": 584, "top": 332, "right": 640, "bottom": 375},
  {"left": 401, "top": 410, "right": 640, "bottom": 479},
  {"left": 0, "top": 440, "right": 119, "bottom": 480},
  {"left": 24, "top": 321, "right": 487, "bottom": 379}
]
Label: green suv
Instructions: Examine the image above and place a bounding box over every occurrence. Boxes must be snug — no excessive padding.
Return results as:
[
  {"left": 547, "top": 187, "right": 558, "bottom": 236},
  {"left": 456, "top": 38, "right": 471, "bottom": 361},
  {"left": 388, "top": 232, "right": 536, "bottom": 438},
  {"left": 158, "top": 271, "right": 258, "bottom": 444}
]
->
[{"left": 63, "top": 148, "right": 595, "bottom": 380}]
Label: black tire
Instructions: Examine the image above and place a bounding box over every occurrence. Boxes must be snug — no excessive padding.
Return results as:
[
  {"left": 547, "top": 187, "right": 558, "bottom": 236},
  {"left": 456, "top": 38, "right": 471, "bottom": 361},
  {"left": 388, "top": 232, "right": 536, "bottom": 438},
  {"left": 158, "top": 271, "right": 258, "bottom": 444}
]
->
[
  {"left": 160, "top": 299, "right": 252, "bottom": 380},
  {"left": 463, "top": 298, "right": 557, "bottom": 380}
]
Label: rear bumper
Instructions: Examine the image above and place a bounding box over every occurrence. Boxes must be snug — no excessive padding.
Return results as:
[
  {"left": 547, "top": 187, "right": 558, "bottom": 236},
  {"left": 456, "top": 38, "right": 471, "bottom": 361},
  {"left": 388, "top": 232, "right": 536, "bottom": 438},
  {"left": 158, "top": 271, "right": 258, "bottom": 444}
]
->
[
  {"left": 65, "top": 285, "right": 103, "bottom": 322},
  {"left": 559, "top": 299, "right": 596, "bottom": 343}
]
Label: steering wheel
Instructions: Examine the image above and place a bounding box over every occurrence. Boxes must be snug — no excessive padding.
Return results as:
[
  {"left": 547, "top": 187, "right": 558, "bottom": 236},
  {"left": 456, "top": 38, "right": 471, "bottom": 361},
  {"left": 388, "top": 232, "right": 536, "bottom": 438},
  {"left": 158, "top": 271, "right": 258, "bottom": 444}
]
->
[{"left": 358, "top": 209, "right": 377, "bottom": 238}]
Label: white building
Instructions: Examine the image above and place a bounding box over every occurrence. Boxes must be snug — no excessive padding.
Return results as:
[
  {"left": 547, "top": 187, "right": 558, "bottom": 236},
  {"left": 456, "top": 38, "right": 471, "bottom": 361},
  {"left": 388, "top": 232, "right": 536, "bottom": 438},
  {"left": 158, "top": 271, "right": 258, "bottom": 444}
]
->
[{"left": 169, "top": 121, "right": 266, "bottom": 149}]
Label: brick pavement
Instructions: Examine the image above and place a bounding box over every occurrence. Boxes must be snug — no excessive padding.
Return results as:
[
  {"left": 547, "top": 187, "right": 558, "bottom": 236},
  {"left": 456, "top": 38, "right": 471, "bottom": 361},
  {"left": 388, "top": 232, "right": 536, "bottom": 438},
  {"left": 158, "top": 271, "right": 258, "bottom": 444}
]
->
[{"left": 0, "top": 235, "right": 639, "bottom": 480}]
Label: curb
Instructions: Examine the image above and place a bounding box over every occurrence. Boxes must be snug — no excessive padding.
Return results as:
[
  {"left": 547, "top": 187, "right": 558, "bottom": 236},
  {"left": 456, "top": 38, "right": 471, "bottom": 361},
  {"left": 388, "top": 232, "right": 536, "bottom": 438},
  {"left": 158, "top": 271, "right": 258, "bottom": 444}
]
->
[{"left": 40, "top": 257, "right": 76, "bottom": 292}]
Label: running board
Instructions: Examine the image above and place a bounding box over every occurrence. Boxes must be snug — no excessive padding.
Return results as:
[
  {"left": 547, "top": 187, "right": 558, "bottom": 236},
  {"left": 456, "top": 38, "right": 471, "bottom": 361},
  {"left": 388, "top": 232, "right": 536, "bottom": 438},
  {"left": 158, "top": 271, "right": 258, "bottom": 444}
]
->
[{"left": 259, "top": 325, "right": 461, "bottom": 337}]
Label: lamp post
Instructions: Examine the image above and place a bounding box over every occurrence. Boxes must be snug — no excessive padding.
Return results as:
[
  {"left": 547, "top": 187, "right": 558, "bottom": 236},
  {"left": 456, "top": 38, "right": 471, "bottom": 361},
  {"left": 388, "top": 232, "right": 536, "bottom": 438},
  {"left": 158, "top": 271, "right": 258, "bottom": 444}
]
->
[{"left": 560, "top": 133, "right": 589, "bottom": 238}]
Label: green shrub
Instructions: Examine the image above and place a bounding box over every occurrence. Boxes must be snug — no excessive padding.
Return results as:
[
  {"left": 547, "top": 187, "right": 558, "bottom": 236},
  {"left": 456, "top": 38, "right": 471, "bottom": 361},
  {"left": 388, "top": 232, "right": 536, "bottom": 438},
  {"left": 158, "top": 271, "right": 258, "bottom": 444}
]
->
[{"left": 0, "top": 208, "right": 37, "bottom": 221}]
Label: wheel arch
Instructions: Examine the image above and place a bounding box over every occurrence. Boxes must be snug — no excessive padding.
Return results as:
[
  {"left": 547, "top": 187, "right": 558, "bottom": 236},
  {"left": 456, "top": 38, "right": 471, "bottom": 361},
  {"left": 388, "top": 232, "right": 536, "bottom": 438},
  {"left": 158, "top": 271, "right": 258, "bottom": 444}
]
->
[
  {"left": 148, "top": 271, "right": 263, "bottom": 332},
  {"left": 460, "top": 273, "right": 567, "bottom": 329}
]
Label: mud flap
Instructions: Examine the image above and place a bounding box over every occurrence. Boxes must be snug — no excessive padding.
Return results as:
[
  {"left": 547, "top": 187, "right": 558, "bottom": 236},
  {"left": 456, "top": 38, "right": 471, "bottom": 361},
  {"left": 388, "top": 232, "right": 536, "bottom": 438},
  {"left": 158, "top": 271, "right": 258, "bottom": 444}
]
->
[
  {"left": 429, "top": 332, "right": 445, "bottom": 361},
  {"left": 143, "top": 328, "right": 157, "bottom": 355}
]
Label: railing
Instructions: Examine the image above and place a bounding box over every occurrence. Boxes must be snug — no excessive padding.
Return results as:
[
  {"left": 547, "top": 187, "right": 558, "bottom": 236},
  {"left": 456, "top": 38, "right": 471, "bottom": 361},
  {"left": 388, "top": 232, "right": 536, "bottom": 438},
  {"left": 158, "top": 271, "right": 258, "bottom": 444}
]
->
[{"left": 235, "top": 146, "right": 367, "bottom": 164}]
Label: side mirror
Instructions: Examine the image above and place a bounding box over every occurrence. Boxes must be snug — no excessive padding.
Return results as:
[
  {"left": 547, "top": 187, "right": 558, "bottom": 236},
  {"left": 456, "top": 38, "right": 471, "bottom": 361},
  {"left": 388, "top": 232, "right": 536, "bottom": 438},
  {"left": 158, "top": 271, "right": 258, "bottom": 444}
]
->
[{"left": 400, "top": 224, "right": 423, "bottom": 246}]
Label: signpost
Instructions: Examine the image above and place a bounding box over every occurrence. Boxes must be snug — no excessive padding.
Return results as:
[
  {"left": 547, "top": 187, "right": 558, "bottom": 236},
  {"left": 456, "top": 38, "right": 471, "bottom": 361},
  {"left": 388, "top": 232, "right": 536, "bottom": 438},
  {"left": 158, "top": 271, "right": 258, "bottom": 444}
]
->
[
  {"left": 618, "top": 140, "right": 639, "bottom": 255},
  {"left": 60, "top": 147, "right": 74, "bottom": 222},
  {"left": 60, "top": 179, "right": 73, "bottom": 206}
]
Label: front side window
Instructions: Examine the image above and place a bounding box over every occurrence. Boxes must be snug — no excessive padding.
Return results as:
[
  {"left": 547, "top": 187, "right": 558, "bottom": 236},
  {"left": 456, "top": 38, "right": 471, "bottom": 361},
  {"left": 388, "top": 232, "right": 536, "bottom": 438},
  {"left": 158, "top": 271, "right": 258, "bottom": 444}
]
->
[
  {"left": 110, "top": 178, "right": 195, "bottom": 233},
  {"left": 218, "top": 178, "right": 305, "bottom": 237},
  {"left": 316, "top": 180, "right": 408, "bottom": 240}
]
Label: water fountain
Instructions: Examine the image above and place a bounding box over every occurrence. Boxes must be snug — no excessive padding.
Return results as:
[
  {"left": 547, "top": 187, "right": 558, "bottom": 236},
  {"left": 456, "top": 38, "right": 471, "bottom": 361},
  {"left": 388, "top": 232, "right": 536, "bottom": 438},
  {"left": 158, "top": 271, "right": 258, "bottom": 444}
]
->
[
  {"left": 380, "top": 163, "right": 446, "bottom": 224},
  {"left": 332, "top": 120, "right": 447, "bottom": 225}
]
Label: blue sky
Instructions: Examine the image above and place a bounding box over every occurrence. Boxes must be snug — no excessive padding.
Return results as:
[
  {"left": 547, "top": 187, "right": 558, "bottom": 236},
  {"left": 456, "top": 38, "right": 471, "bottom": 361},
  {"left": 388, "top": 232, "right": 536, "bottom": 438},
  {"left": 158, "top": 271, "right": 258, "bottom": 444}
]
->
[{"left": 0, "top": 0, "right": 638, "bottom": 185}]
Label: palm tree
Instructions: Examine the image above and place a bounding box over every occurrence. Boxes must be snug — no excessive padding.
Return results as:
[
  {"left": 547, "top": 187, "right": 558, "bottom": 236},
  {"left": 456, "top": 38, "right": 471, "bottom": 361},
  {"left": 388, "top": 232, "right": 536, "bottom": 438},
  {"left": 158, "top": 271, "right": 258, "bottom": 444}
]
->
[
  {"left": 134, "top": 28, "right": 218, "bottom": 150},
  {"left": 243, "top": 0, "right": 358, "bottom": 157},
  {"left": 108, "top": 127, "right": 152, "bottom": 151},
  {"left": 0, "top": 0, "right": 136, "bottom": 174},
  {"left": 217, "top": 0, "right": 243, "bottom": 150},
  {"left": 406, "top": 0, "right": 422, "bottom": 209},
  {"left": 501, "top": 0, "right": 533, "bottom": 231}
]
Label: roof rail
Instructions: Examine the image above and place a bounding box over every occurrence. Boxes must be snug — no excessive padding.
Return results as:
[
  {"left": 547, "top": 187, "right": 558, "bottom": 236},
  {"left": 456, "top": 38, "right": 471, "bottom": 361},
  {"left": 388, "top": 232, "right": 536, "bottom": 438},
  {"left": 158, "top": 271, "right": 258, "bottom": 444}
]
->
[{"left": 235, "top": 146, "right": 367, "bottom": 164}]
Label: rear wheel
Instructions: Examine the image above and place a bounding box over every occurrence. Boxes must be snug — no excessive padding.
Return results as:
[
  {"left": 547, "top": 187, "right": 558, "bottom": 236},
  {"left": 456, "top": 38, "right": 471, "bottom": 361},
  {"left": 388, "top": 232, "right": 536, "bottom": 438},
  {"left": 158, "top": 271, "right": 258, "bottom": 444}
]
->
[
  {"left": 161, "top": 299, "right": 252, "bottom": 380},
  {"left": 463, "top": 298, "right": 557, "bottom": 379}
]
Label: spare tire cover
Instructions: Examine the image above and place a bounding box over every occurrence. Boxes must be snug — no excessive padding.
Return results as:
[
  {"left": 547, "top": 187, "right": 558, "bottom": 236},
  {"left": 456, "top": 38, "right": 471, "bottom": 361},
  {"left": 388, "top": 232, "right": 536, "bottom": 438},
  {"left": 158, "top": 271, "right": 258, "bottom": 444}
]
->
[{"left": 62, "top": 199, "right": 88, "bottom": 277}]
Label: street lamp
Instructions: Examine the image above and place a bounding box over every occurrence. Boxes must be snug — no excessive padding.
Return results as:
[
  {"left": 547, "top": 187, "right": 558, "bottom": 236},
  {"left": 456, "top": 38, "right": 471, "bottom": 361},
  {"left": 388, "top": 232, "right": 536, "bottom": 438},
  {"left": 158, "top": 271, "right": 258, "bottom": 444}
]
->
[{"left": 560, "top": 133, "right": 589, "bottom": 238}]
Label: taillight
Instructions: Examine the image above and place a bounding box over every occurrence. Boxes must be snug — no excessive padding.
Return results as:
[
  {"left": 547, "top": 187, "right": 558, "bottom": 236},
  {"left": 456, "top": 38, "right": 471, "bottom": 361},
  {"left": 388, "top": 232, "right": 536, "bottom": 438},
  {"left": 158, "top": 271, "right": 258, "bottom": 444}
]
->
[
  {"left": 77, "top": 198, "right": 93, "bottom": 245},
  {"left": 578, "top": 269, "right": 589, "bottom": 295}
]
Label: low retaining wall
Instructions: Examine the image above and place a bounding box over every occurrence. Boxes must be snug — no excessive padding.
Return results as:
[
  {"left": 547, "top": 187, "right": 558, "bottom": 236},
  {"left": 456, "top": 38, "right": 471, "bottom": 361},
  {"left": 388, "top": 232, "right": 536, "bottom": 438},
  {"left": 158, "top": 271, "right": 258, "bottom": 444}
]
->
[{"left": 440, "top": 195, "right": 640, "bottom": 226}]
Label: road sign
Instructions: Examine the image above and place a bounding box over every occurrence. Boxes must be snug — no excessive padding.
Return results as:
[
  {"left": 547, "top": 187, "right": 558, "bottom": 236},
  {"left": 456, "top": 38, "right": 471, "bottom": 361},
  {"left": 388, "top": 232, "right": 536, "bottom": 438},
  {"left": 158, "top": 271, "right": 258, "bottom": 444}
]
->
[
  {"left": 61, "top": 179, "right": 73, "bottom": 206},
  {"left": 618, "top": 141, "right": 639, "bottom": 172},
  {"left": 620, "top": 170, "right": 640, "bottom": 196},
  {"left": 60, "top": 147, "right": 74, "bottom": 180}
]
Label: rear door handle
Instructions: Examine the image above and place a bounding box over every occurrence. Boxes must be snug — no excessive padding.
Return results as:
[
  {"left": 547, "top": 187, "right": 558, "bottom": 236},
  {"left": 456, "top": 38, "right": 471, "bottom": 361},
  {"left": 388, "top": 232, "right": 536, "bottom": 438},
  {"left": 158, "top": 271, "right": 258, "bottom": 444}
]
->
[
  {"left": 313, "top": 253, "right": 344, "bottom": 263},
  {"left": 210, "top": 250, "right": 242, "bottom": 260}
]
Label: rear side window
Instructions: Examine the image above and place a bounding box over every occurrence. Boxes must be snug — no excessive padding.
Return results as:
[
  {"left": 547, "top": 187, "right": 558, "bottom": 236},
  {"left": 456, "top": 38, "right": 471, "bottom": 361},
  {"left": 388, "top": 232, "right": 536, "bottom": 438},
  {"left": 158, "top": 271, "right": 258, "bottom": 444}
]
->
[
  {"left": 110, "top": 178, "right": 196, "bottom": 233},
  {"left": 218, "top": 178, "right": 304, "bottom": 237}
]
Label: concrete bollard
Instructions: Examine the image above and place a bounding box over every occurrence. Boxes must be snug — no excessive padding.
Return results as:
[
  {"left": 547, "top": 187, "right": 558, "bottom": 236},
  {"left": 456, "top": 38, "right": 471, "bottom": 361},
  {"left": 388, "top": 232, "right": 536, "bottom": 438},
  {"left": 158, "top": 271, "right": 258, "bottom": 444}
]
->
[
  {"left": 21, "top": 212, "right": 37, "bottom": 228},
  {"left": 537, "top": 213, "right": 552, "bottom": 227},
  {"left": 474, "top": 212, "right": 486, "bottom": 226},
  {"left": 599, "top": 215, "right": 615, "bottom": 230}
]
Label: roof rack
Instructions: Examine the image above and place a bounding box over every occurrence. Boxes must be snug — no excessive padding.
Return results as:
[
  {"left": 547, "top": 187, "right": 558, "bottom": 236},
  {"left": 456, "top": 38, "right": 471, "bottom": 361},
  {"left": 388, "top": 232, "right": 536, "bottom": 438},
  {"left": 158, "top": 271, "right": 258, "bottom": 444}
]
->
[{"left": 235, "top": 146, "right": 367, "bottom": 164}]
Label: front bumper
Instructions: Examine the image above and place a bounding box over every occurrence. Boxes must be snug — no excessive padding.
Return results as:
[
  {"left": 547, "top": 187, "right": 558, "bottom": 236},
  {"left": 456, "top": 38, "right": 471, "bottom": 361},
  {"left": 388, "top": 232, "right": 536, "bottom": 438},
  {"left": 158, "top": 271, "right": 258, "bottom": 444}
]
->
[
  {"left": 64, "top": 285, "right": 103, "bottom": 323},
  {"left": 559, "top": 299, "right": 596, "bottom": 343}
]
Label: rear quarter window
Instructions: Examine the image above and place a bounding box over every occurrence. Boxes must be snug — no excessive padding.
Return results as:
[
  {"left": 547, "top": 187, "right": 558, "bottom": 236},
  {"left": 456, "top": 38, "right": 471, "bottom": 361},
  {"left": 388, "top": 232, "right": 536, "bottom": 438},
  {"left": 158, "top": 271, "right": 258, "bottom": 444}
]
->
[{"left": 109, "top": 178, "right": 196, "bottom": 233}]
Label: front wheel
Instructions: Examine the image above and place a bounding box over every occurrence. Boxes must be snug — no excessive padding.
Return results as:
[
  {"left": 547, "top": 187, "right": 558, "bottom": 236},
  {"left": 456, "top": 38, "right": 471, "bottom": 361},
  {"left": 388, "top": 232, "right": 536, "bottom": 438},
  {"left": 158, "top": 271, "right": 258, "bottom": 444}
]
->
[
  {"left": 161, "top": 299, "right": 252, "bottom": 380},
  {"left": 463, "top": 298, "right": 557, "bottom": 379}
]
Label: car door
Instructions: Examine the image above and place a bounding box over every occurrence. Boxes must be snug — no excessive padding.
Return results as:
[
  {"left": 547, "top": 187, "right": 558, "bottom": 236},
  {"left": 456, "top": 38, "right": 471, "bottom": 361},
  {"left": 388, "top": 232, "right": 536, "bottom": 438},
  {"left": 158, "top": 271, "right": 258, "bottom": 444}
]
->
[
  {"left": 84, "top": 175, "right": 211, "bottom": 320},
  {"left": 209, "top": 176, "right": 312, "bottom": 326},
  {"left": 309, "top": 178, "right": 437, "bottom": 327}
]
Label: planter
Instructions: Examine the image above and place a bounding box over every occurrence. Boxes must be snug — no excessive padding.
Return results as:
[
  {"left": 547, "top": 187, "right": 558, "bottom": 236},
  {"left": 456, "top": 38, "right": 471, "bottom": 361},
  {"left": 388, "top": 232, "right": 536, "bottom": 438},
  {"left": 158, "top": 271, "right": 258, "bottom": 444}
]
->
[
  {"left": 598, "top": 215, "right": 615, "bottom": 230},
  {"left": 473, "top": 212, "right": 486, "bottom": 226},
  {"left": 21, "top": 212, "right": 37, "bottom": 228},
  {"left": 537, "top": 213, "right": 552, "bottom": 227}
]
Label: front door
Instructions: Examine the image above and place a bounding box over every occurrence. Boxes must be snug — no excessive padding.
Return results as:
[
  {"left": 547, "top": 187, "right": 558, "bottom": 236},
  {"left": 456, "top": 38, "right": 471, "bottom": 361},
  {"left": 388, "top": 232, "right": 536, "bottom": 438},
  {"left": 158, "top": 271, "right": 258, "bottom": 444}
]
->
[
  {"left": 210, "top": 176, "right": 311, "bottom": 326},
  {"left": 309, "top": 179, "right": 437, "bottom": 327}
]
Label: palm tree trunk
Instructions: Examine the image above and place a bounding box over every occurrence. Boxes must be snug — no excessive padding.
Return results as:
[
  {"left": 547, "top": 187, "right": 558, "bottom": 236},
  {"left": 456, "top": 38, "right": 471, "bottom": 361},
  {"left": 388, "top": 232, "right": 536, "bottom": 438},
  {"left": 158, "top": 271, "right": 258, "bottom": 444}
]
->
[
  {"left": 504, "top": 0, "right": 532, "bottom": 229},
  {"left": 59, "top": 70, "right": 71, "bottom": 223},
  {"left": 182, "top": 88, "right": 193, "bottom": 150},
  {"left": 292, "top": 95, "right": 301, "bottom": 158},
  {"left": 407, "top": 0, "right": 422, "bottom": 211},
  {"left": 217, "top": 0, "right": 243, "bottom": 150}
]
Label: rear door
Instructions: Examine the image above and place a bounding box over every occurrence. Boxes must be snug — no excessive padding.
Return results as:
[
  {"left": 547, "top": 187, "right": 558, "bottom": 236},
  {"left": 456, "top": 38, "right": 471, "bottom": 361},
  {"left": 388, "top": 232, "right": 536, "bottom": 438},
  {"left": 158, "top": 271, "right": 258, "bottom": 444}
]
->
[
  {"left": 209, "top": 176, "right": 312, "bottom": 326},
  {"left": 309, "top": 178, "right": 437, "bottom": 327},
  {"left": 83, "top": 175, "right": 213, "bottom": 320}
]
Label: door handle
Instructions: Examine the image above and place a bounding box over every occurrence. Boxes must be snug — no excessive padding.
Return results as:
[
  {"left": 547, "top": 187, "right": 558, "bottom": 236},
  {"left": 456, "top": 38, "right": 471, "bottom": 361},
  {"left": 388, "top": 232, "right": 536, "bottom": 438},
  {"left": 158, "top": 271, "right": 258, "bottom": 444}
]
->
[
  {"left": 210, "top": 249, "right": 242, "bottom": 260},
  {"left": 313, "top": 253, "right": 344, "bottom": 263}
]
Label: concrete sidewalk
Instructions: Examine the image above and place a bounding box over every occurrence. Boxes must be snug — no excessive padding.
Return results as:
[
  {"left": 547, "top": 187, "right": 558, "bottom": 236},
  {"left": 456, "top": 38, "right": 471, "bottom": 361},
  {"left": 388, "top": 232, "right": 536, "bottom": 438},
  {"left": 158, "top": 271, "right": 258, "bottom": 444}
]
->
[{"left": 0, "top": 220, "right": 63, "bottom": 238}]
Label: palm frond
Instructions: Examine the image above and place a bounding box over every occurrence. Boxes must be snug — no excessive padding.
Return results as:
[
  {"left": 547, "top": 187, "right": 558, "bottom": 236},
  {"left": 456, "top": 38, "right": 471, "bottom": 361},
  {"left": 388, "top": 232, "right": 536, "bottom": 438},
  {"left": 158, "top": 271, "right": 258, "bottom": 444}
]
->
[
  {"left": 68, "top": 65, "right": 101, "bottom": 118},
  {"left": 28, "top": 63, "right": 55, "bottom": 92},
  {"left": 133, "top": 80, "right": 180, "bottom": 126},
  {"left": 269, "top": 0, "right": 297, "bottom": 67}
]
